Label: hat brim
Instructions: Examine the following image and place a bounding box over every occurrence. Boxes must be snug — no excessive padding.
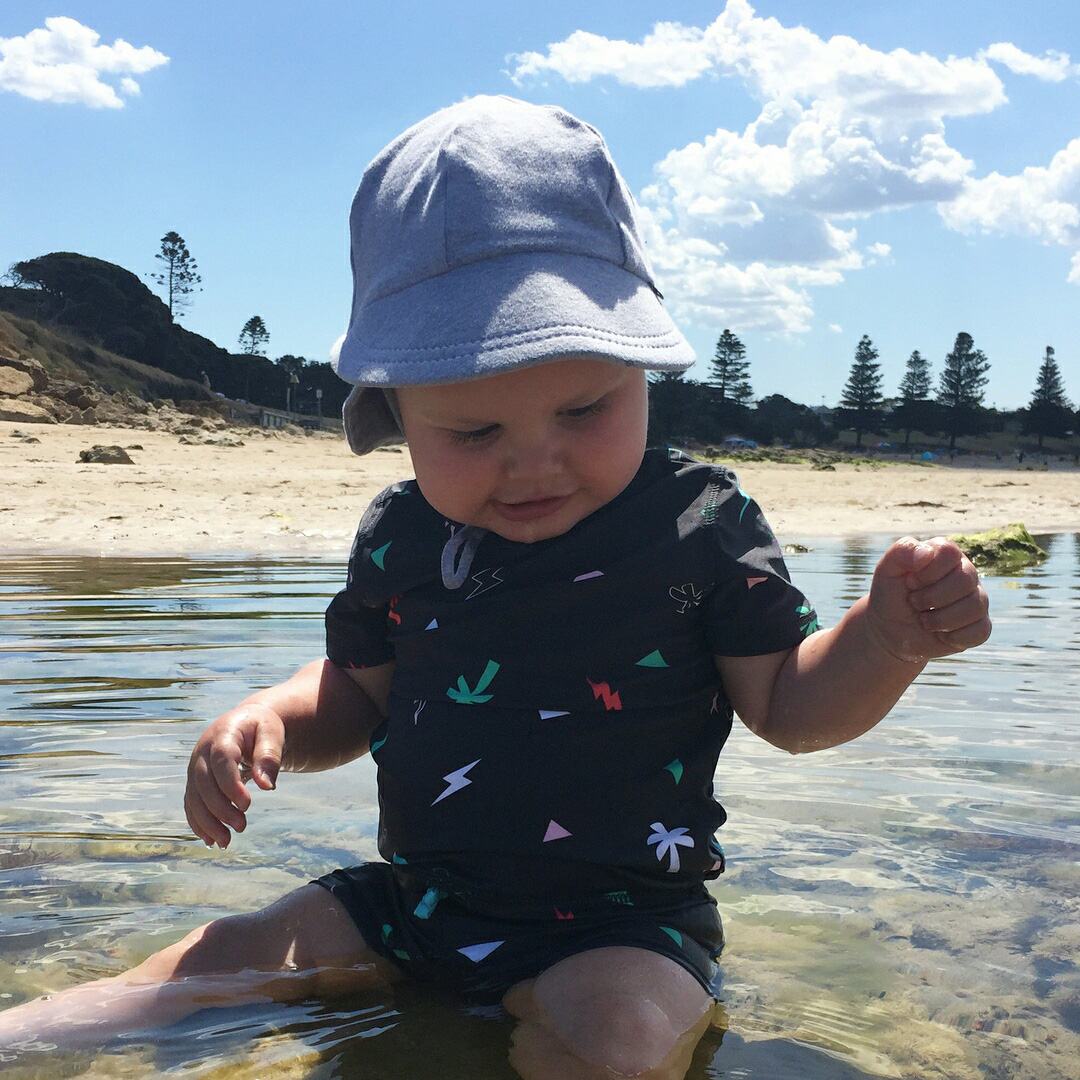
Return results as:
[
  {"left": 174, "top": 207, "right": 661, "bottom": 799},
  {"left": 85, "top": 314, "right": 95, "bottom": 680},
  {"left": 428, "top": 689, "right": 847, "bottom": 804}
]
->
[
  {"left": 333, "top": 251, "right": 695, "bottom": 388},
  {"left": 342, "top": 385, "right": 408, "bottom": 456}
]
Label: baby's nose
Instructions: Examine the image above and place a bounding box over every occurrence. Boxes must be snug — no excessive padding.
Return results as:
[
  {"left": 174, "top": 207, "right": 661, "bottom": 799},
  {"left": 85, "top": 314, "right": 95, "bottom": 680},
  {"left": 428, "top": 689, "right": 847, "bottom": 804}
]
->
[{"left": 503, "top": 429, "right": 564, "bottom": 477}]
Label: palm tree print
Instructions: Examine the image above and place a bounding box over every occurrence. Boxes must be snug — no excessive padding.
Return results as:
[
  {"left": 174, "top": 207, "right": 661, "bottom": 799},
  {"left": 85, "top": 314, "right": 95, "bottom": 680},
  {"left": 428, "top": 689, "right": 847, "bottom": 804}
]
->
[{"left": 647, "top": 822, "right": 695, "bottom": 873}]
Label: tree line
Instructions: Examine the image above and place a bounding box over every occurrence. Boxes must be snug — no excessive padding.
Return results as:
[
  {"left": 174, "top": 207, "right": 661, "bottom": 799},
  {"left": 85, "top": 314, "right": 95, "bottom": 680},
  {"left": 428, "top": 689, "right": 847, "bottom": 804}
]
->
[
  {"left": 649, "top": 327, "right": 1072, "bottom": 452},
  {"left": 7, "top": 231, "right": 1070, "bottom": 450},
  {"left": 838, "top": 332, "right": 1069, "bottom": 450}
]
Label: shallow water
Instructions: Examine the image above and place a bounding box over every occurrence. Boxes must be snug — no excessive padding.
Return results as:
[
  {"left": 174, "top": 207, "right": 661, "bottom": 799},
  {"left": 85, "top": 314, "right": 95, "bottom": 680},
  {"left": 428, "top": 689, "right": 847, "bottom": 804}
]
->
[{"left": 0, "top": 543, "right": 1077, "bottom": 1079}]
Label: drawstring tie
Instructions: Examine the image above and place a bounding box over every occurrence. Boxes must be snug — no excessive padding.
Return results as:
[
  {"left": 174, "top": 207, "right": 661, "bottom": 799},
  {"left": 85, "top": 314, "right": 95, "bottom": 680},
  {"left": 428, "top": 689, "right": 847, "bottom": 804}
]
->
[{"left": 441, "top": 526, "right": 487, "bottom": 590}]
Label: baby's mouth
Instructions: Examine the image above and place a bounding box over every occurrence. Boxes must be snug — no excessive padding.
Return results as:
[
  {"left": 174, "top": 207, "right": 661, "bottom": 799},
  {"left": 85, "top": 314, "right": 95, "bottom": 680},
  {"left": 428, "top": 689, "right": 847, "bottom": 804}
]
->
[{"left": 491, "top": 494, "right": 571, "bottom": 522}]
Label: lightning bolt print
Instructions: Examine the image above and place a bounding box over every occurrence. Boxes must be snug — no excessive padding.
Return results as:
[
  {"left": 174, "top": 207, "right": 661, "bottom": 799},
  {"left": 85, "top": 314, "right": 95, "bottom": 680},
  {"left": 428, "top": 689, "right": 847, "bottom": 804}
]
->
[
  {"left": 588, "top": 679, "right": 622, "bottom": 711},
  {"left": 432, "top": 759, "right": 481, "bottom": 805},
  {"left": 467, "top": 567, "right": 503, "bottom": 599}
]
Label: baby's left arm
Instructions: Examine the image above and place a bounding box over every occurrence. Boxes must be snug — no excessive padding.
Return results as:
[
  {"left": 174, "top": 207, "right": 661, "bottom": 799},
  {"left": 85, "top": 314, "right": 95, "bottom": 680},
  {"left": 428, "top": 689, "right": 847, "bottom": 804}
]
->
[{"left": 717, "top": 536, "right": 991, "bottom": 754}]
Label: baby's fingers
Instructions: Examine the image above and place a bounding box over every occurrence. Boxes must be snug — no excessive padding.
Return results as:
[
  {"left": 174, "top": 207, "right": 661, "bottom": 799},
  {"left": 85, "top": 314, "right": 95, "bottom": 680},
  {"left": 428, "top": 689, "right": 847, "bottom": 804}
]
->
[
  {"left": 198, "top": 753, "right": 250, "bottom": 825},
  {"left": 249, "top": 723, "right": 282, "bottom": 791},
  {"left": 918, "top": 589, "right": 992, "bottom": 649},
  {"left": 184, "top": 785, "right": 242, "bottom": 849},
  {"left": 185, "top": 746, "right": 250, "bottom": 846},
  {"left": 907, "top": 549, "right": 981, "bottom": 613}
]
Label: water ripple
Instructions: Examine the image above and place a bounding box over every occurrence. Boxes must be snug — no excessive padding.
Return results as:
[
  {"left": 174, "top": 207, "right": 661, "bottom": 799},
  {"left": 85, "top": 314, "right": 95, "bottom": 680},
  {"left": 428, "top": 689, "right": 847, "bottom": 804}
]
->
[{"left": 0, "top": 546, "right": 1078, "bottom": 1078}]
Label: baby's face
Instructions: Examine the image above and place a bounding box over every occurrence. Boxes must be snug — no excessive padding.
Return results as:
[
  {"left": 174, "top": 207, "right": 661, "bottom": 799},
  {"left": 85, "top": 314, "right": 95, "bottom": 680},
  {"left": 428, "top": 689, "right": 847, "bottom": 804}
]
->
[{"left": 396, "top": 357, "right": 648, "bottom": 543}]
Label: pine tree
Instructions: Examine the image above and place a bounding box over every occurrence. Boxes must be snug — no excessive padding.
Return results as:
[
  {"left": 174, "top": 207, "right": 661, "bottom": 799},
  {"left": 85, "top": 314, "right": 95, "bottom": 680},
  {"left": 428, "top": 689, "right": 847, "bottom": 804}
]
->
[
  {"left": 237, "top": 316, "right": 269, "bottom": 403},
  {"left": 152, "top": 232, "right": 201, "bottom": 319},
  {"left": 839, "top": 334, "right": 883, "bottom": 448},
  {"left": 937, "top": 332, "right": 990, "bottom": 450},
  {"left": 1024, "top": 346, "right": 1071, "bottom": 448},
  {"left": 898, "top": 349, "right": 931, "bottom": 402},
  {"left": 709, "top": 329, "right": 752, "bottom": 405},
  {"left": 238, "top": 316, "right": 269, "bottom": 355},
  {"left": 1030, "top": 346, "right": 1069, "bottom": 409},
  {"left": 894, "top": 349, "right": 933, "bottom": 450}
]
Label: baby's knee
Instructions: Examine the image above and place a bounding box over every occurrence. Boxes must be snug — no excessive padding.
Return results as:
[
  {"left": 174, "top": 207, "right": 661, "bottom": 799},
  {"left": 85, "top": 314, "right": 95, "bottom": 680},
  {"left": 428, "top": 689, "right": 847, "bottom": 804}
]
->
[
  {"left": 552, "top": 992, "right": 685, "bottom": 1076},
  {"left": 169, "top": 912, "right": 273, "bottom": 978}
]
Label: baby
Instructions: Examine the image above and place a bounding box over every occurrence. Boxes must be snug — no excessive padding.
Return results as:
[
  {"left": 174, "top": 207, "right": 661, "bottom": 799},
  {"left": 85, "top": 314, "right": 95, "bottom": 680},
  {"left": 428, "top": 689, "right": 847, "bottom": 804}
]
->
[{"left": 0, "top": 96, "right": 990, "bottom": 1080}]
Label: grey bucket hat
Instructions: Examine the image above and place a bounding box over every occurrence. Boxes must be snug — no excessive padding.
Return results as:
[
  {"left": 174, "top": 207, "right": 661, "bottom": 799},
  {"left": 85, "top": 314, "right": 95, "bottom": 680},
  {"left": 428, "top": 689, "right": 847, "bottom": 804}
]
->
[{"left": 331, "top": 94, "right": 695, "bottom": 454}]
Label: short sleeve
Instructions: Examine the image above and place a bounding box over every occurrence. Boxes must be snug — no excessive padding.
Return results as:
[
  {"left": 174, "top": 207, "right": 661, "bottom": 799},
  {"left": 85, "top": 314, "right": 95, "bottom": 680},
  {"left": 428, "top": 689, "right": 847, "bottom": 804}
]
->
[
  {"left": 324, "top": 482, "right": 408, "bottom": 670},
  {"left": 325, "top": 583, "right": 393, "bottom": 669},
  {"left": 697, "top": 472, "right": 818, "bottom": 657}
]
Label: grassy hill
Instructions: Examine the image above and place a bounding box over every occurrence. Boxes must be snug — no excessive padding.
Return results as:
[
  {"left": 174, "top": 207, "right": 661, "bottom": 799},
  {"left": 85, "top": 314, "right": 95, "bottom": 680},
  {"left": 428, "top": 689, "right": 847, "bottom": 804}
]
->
[
  {"left": 0, "top": 309, "right": 240, "bottom": 431},
  {"left": 0, "top": 252, "right": 349, "bottom": 421}
]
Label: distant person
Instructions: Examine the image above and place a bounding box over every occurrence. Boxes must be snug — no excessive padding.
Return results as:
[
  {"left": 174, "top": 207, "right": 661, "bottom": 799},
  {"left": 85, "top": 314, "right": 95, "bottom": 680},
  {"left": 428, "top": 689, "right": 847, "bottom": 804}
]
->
[
  {"left": 0, "top": 96, "right": 992, "bottom": 1078},
  {"left": 201, "top": 370, "right": 211, "bottom": 392}
]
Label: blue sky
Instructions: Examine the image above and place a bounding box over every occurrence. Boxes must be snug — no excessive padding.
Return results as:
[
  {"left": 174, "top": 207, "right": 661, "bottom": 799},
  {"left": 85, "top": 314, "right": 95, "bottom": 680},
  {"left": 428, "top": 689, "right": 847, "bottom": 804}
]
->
[{"left": 2, "top": 2, "right": 1078, "bottom": 410}]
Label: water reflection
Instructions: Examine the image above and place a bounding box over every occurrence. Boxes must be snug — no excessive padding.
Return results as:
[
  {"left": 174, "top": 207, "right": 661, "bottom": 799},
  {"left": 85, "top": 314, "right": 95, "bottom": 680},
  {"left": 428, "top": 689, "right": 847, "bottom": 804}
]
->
[
  {"left": 0, "top": 547, "right": 1077, "bottom": 1078},
  {"left": 838, "top": 536, "right": 876, "bottom": 605}
]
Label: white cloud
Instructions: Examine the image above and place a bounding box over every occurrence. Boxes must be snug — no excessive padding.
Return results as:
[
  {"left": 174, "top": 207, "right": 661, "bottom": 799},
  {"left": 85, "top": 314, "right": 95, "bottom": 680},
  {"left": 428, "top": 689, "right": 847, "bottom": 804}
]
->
[
  {"left": 510, "top": 0, "right": 1036, "bottom": 332},
  {"left": 0, "top": 16, "right": 167, "bottom": 108},
  {"left": 514, "top": 2, "right": 1080, "bottom": 331},
  {"left": 982, "top": 43, "right": 1077, "bottom": 82},
  {"left": 941, "top": 137, "right": 1080, "bottom": 248},
  {"left": 511, "top": 2, "right": 1008, "bottom": 122},
  {"left": 509, "top": 23, "right": 711, "bottom": 88},
  {"left": 829, "top": 324, "right": 843, "bottom": 334},
  {"left": 637, "top": 204, "right": 850, "bottom": 334}
]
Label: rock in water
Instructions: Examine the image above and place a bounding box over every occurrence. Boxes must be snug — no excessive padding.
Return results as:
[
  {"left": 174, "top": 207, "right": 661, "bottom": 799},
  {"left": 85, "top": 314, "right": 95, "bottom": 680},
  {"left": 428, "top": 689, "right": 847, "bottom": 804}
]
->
[
  {"left": 78, "top": 445, "right": 134, "bottom": 465},
  {"left": 949, "top": 522, "right": 1048, "bottom": 571}
]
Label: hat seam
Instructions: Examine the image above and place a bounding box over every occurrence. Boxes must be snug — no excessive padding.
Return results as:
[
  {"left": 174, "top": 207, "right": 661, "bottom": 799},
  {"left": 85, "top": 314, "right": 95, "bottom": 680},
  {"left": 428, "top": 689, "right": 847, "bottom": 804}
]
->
[
  {"left": 603, "top": 156, "right": 632, "bottom": 274},
  {"left": 355, "top": 321, "right": 685, "bottom": 356}
]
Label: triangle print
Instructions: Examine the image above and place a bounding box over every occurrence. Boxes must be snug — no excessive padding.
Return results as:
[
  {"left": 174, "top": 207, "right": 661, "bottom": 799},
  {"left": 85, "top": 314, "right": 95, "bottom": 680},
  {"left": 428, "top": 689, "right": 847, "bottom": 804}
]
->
[
  {"left": 458, "top": 940, "right": 504, "bottom": 963},
  {"left": 636, "top": 650, "right": 668, "bottom": 668},
  {"left": 543, "top": 820, "right": 572, "bottom": 842},
  {"left": 573, "top": 570, "right": 604, "bottom": 582}
]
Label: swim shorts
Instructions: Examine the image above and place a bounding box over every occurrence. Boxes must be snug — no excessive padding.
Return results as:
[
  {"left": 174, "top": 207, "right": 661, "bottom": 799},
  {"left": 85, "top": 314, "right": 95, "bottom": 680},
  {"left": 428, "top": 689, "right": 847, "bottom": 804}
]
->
[{"left": 314, "top": 860, "right": 724, "bottom": 1002}]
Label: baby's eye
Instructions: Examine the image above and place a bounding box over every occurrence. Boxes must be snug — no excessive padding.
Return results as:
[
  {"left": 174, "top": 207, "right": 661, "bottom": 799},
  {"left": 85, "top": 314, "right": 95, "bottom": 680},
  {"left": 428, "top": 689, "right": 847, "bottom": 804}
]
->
[
  {"left": 448, "top": 424, "right": 499, "bottom": 445},
  {"left": 565, "top": 398, "right": 606, "bottom": 420}
]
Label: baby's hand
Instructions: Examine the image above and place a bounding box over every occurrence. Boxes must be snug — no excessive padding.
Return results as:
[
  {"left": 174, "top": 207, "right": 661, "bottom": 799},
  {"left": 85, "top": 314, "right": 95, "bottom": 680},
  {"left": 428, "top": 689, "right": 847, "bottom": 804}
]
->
[
  {"left": 866, "top": 536, "right": 991, "bottom": 664},
  {"left": 184, "top": 702, "right": 284, "bottom": 848}
]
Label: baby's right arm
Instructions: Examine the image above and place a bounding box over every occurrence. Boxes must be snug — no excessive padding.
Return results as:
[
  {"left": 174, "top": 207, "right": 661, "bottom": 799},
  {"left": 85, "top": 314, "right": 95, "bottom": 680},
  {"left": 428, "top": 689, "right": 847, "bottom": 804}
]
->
[{"left": 184, "top": 658, "right": 393, "bottom": 848}]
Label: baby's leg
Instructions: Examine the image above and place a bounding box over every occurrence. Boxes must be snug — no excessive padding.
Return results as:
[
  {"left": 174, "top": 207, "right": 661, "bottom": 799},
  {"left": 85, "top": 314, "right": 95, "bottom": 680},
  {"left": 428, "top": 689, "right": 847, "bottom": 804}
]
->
[
  {"left": 503, "top": 946, "right": 715, "bottom": 1080},
  {"left": 0, "top": 883, "right": 395, "bottom": 1050}
]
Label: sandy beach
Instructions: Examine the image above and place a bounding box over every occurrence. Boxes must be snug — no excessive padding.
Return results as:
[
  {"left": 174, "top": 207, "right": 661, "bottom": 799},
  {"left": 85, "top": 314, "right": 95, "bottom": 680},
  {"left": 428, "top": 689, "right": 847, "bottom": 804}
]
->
[{"left": 3, "top": 419, "right": 1080, "bottom": 556}]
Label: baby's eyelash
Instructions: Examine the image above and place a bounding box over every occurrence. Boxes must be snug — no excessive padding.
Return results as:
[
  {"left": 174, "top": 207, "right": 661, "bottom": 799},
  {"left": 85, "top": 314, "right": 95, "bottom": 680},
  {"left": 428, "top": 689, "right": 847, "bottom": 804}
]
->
[
  {"left": 448, "top": 424, "right": 499, "bottom": 445},
  {"left": 566, "top": 398, "right": 606, "bottom": 419},
  {"left": 445, "top": 399, "right": 606, "bottom": 443}
]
